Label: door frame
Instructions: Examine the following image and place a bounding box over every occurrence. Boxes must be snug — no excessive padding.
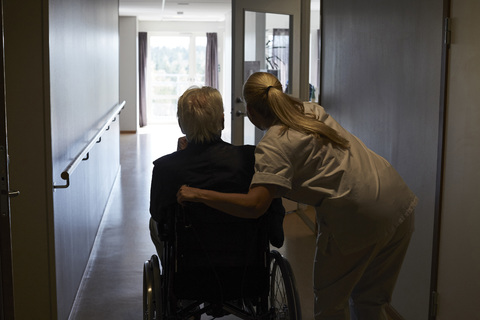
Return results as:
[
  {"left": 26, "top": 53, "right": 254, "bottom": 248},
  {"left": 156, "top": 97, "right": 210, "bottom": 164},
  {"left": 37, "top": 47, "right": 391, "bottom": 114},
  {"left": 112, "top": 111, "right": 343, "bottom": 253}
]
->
[
  {"left": 231, "top": 0, "right": 311, "bottom": 145},
  {"left": 0, "top": 1, "right": 15, "bottom": 318}
]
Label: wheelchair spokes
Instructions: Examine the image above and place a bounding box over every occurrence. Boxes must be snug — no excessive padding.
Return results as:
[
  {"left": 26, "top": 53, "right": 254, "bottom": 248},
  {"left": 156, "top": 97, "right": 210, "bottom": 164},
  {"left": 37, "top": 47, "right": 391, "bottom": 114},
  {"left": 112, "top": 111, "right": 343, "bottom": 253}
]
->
[{"left": 270, "top": 250, "right": 302, "bottom": 320}]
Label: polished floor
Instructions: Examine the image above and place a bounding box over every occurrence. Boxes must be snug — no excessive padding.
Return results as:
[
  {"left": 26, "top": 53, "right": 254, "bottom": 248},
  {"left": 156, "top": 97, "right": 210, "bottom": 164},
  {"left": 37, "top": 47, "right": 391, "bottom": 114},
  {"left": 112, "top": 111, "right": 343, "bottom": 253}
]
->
[{"left": 69, "top": 125, "right": 316, "bottom": 320}]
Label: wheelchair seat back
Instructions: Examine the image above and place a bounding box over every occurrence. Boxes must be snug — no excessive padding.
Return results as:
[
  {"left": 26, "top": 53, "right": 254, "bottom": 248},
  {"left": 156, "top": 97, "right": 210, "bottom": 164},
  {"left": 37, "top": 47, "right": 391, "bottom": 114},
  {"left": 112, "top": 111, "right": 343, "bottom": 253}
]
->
[{"left": 169, "top": 203, "right": 270, "bottom": 302}]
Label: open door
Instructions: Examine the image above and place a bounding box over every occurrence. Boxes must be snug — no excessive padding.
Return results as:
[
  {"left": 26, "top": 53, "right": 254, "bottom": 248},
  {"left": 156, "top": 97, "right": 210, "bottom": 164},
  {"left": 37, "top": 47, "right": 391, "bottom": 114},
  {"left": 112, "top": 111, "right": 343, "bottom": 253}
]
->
[
  {"left": 231, "top": 0, "right": 310, "bottom": 145},
  {"left": 321, "top": 0, "right": 445, "bottom": 318}
]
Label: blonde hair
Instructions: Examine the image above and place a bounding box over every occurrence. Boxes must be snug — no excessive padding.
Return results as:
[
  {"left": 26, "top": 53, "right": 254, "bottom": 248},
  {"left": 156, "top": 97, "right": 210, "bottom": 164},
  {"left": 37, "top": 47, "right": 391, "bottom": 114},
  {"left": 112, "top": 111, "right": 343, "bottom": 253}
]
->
[
  {"left": 177, "top": 86, "right": 224, "bottom": 143},
  {"left": 243, "top": 72, "right": 350, "bottom": 148}
]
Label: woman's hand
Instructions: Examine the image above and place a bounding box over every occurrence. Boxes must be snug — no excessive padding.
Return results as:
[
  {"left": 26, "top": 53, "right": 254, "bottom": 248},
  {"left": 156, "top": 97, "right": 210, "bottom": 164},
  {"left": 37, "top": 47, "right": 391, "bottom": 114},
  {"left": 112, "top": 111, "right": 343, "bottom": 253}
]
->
[
  {"left": 176, "top": 184, "right": 277, "bottom": 219},
  {"left": 177, "top": 185, "right": 199, "bottom": 204}
]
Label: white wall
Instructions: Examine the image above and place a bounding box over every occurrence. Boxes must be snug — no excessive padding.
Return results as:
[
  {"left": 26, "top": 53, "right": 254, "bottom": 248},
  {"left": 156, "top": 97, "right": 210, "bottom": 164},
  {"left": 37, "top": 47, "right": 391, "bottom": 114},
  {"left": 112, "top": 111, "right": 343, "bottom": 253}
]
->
[
  {"left": 119, "top": 16, "right": 139, "bottom": 132},
  {"left": 49, "top": 0, "right": 121, "bottom": 318},
  {"left": 222, "top": 11, "right": 233, "bottom": 142}
]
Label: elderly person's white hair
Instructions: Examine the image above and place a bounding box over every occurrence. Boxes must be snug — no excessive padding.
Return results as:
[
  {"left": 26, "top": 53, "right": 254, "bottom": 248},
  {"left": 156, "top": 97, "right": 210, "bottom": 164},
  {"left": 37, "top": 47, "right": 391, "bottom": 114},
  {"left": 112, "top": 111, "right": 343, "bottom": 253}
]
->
[{"left": 177, "top": 86, "right": 224, "bottom": 143}]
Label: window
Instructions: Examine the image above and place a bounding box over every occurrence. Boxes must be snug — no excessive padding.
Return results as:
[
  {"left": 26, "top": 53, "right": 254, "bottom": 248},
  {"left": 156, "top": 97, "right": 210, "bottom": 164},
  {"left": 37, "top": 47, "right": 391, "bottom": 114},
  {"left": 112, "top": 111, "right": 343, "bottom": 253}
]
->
[{"left": 147, "top": 34, "right": 207, "bottom": 124}]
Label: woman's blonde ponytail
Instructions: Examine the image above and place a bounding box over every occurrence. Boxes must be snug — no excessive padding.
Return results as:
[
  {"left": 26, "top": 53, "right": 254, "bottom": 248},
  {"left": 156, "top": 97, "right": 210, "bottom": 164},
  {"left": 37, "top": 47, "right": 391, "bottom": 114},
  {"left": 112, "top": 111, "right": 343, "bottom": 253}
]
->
[{"left": 244, "top": 72, "right": 349, "bottom": 149}]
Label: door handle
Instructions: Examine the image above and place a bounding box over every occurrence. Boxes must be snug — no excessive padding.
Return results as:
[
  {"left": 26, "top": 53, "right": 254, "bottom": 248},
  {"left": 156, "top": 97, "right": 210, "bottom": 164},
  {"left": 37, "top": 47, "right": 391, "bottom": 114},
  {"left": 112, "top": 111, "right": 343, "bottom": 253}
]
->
[
  {"left": 8, "top": 190, "right": 20, "bottom": 198},
  {"left": 1, "top": 190, "right": 20, "bottom": 198},
  {"left": 236, "top": 110, "right": 247, "bottom": 117},
  {"left": 235, "top": 97, "right": 244, "bottom": 103}
]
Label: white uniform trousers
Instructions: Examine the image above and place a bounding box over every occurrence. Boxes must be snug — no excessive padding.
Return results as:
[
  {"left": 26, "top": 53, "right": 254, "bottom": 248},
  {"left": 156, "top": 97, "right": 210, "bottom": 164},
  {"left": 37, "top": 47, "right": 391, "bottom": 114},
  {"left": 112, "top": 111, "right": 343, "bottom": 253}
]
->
[{"left": 313, "top": 213, "right": 415, "bottom": 320}]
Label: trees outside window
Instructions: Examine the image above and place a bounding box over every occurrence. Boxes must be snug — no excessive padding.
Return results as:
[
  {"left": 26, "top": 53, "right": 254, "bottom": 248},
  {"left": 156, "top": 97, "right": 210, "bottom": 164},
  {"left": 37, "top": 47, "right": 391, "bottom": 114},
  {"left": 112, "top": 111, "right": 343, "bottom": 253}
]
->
[{"left": 147, "top": 34, "right": 206, "bottom": 124}]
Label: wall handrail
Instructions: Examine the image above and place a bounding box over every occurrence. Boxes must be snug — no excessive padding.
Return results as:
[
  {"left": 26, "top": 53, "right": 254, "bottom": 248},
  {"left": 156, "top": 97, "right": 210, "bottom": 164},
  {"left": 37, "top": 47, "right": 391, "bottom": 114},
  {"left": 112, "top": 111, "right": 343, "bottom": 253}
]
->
[{"left": 54, "top": 101, "right": 125, "bottom": 189}]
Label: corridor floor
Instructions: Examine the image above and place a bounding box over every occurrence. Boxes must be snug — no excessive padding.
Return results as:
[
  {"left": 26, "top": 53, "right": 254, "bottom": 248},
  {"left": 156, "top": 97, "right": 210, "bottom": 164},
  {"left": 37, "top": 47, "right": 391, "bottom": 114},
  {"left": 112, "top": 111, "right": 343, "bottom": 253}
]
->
[{"left": 69, "top": 126, "right": 316, "bottom": 319}]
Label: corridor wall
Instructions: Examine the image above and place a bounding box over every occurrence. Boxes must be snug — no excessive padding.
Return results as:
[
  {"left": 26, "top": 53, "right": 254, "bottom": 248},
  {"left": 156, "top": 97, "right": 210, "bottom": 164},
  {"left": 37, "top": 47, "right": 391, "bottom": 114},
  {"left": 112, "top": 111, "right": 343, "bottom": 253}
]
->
[{"left": 321, "top": 0, "right": 443, "bottom": 318}]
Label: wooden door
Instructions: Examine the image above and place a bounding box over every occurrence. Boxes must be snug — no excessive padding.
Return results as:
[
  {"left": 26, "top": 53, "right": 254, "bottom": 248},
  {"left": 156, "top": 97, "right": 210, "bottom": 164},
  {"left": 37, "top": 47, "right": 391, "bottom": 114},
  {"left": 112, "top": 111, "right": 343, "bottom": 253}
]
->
[{"left": 0, "top": 1, "right": 15, "bottom": 318}]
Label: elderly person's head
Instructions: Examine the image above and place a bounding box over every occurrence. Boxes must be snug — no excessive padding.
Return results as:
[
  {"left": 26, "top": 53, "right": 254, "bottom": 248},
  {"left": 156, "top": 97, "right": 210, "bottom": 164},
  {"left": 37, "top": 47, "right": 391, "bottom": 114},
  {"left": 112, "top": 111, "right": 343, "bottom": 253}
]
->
[{"left": 177, "top": 86, "right": 224, "bottom": 143}]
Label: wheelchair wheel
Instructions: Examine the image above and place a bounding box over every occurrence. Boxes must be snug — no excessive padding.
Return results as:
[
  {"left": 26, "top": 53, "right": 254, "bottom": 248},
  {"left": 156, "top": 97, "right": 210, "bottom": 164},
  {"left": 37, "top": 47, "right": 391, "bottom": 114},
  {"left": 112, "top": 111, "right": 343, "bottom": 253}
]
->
[
  {"left": 143, "top": 255, "right": 163, "bottom": 320},
  {"left": 269, "top": 250, "right": 302, "bottom": 320}
]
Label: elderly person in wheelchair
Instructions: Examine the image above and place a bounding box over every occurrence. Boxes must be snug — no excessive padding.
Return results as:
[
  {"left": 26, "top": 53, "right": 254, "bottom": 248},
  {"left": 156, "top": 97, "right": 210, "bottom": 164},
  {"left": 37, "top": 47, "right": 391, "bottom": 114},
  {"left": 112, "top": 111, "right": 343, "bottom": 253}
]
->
[
  {"left": 149, "top": 86, "right": 285, "bottom": 259},
  {"left": 145, "top": 86, "right": 300, "bottom": 320}
]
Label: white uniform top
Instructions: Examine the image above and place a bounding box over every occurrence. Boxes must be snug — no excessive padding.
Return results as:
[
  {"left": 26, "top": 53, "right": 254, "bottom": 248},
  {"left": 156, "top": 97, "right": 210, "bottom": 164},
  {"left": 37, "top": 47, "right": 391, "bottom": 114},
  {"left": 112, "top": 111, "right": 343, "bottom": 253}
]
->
[{"left": 251, "top": 103, "right": 418, "bottom": 254}]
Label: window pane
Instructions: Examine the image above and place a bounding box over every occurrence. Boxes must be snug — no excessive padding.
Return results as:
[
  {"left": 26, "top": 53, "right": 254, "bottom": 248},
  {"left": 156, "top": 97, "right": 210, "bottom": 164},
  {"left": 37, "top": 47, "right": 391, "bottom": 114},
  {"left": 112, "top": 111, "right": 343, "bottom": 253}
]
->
[
  {"left": 147, "top": 35, "right": 208, "bottom": 125},
  {"left": 148, "top": 36, "right": 190, "bottom": 123},
  {"left": 195, "top": 36, "right": 206, "bottom": 84}
]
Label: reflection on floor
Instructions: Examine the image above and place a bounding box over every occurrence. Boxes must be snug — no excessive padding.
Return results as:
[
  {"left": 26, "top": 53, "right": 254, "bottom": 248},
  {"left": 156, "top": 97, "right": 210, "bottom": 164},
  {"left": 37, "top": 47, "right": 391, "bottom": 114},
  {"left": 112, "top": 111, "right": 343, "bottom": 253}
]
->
[{"left": 69, "top": 127, "right": 316, "bottom": 320}]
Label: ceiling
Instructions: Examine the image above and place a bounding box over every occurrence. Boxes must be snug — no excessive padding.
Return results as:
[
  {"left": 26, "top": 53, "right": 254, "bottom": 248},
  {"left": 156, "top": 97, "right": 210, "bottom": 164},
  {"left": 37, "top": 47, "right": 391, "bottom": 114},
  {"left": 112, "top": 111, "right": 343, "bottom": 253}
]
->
[
  {"left": 119, "top": 0, "right": 320, "bottom": 22},
  {"left": 119, "top": 0, "right": 232, "bottom": 22}
]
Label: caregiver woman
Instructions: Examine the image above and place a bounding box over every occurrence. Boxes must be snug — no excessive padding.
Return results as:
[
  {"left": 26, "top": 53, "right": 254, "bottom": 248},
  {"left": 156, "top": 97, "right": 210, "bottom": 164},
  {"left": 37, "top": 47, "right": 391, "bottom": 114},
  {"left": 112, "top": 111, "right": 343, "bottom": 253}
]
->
[{"left": 177, "top": 72, "right": 418, "bottom": 320}]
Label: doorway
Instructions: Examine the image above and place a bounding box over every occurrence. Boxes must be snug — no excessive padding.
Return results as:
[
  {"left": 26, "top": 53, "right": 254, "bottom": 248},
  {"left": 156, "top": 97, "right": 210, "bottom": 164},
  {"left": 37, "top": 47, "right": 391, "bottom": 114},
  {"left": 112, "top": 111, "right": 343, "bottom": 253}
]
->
[{"left": 230, "top": 0, "right": 311, "bottom": 145}]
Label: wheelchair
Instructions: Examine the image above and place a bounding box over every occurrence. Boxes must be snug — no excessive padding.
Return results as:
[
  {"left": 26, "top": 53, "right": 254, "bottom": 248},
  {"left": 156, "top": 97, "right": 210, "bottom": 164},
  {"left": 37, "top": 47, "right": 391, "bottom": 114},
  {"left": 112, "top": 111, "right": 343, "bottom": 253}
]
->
[{"left": 143, "top": 203, "right": 302, "bottom": 320}]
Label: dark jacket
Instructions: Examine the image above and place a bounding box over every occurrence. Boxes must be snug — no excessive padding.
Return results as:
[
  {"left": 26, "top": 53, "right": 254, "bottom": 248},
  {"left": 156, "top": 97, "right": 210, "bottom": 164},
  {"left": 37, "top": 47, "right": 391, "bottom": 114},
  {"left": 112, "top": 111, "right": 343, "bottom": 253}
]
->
[{"left": 149, "top": 138, "right": 284, "bottom": 247}]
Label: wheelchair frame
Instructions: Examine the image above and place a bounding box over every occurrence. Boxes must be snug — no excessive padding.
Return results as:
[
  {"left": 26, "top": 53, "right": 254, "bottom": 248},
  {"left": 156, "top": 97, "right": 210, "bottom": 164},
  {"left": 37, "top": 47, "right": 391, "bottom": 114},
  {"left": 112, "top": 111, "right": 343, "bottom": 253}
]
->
[{"left": 143, "top": 205, "right": 301, "bottom": 320}]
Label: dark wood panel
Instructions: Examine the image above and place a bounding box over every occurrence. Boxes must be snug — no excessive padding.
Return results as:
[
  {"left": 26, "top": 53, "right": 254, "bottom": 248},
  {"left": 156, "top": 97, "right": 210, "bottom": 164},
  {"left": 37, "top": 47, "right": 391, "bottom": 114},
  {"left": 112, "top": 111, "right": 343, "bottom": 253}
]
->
[
  {"left": 0, "top": 1, "right": 15, "bottom": 318},
  {"left": 4, "top": 0, "right": 56, "bottom": 318},
  {"left": 5, "top": 0, "right": 121, "bottom": 318}
]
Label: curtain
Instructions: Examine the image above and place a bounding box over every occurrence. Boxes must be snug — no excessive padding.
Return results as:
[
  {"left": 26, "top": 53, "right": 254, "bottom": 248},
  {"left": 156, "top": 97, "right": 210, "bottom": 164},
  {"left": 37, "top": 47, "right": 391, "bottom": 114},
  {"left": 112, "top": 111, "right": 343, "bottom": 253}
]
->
[
  {"left": 138, "top": 32, "right": 147, "bottom": 127},
  {"left": 272, "top": 28, "right": 289, "bottom": 92},
  {"left": 205, "top": 32, "right": 218, "bottom": 89}
]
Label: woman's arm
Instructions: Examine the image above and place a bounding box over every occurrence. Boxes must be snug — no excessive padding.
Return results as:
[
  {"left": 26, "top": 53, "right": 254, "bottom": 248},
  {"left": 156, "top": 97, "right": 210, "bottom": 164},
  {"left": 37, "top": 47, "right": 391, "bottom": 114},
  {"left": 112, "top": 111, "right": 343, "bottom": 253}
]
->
[{"left": 176, "top": 184, "right": 276, "bottom": 219}]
